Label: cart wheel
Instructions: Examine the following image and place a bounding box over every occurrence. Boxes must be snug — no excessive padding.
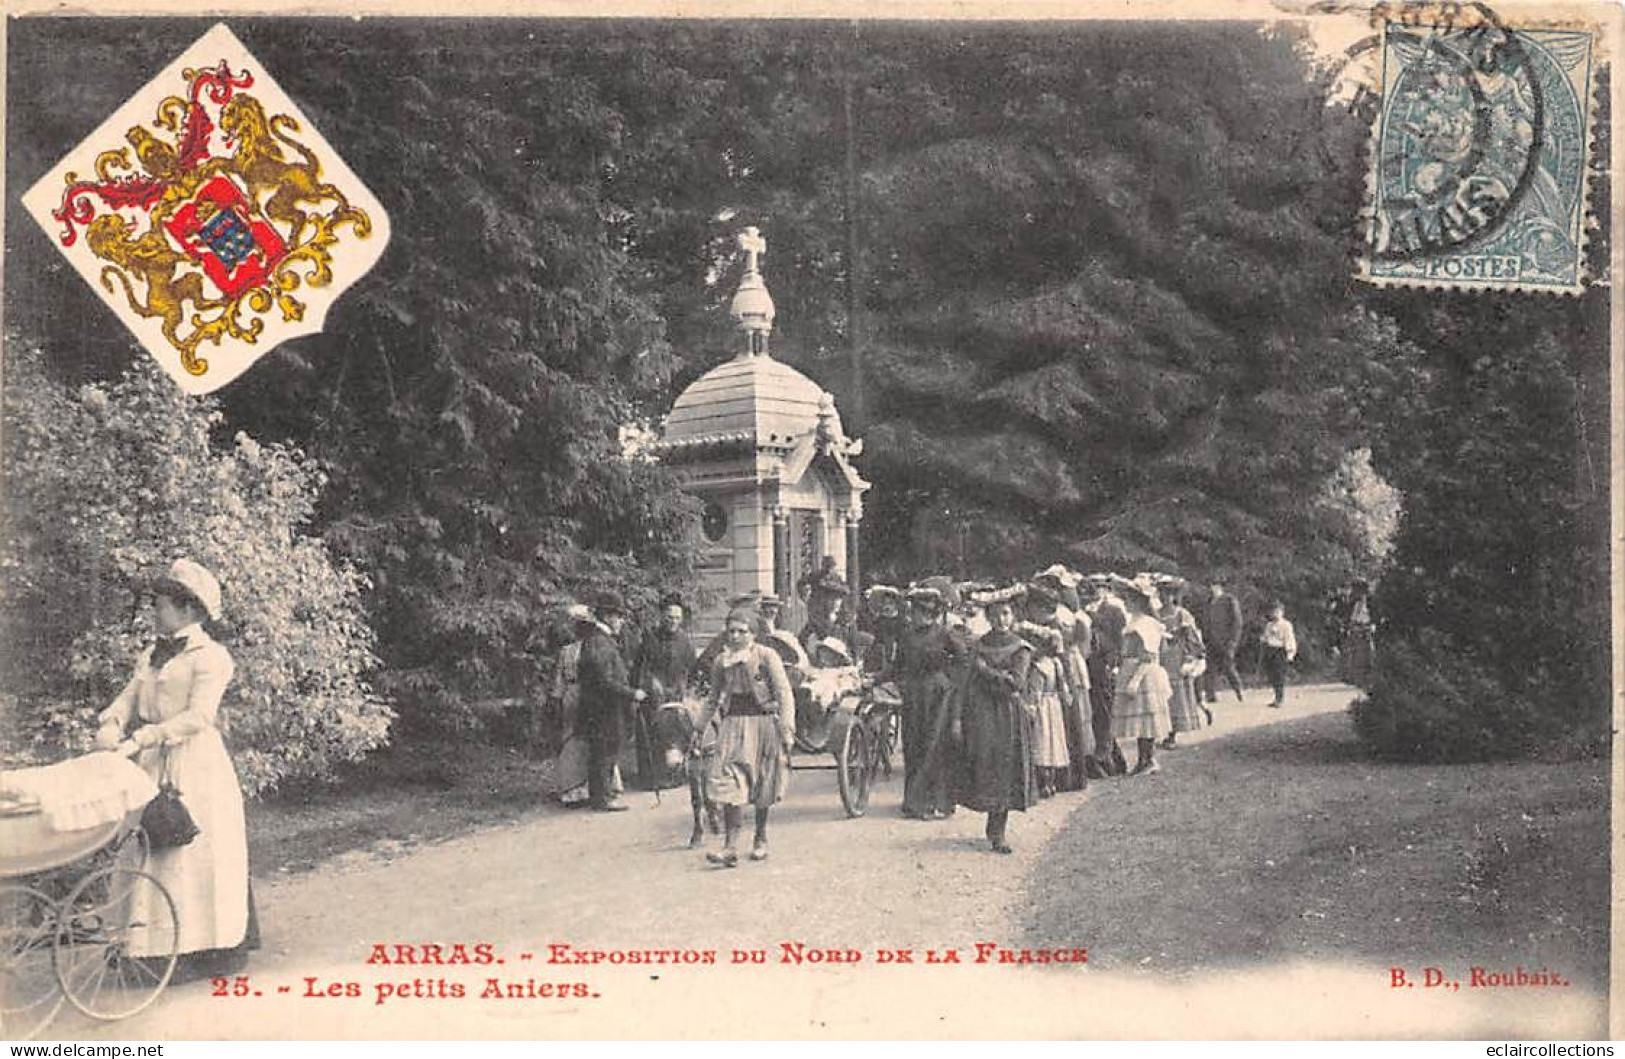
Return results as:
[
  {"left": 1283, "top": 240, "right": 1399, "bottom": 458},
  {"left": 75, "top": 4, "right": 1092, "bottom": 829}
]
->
[
  {"left": 0, "top": 885, "right": 63, "bottom": 1041},
  {"left": 54, "top": 867, "right": 176, "bottom": 1021},
  {"left": 836, "top": 720, "right": 871, "bottom": 817}
]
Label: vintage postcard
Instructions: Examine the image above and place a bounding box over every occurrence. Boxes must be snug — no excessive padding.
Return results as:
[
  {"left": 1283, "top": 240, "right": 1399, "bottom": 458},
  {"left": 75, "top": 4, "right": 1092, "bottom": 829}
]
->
[{"left": 0, "top": 0, "right": 1618, "bottom": 1043}]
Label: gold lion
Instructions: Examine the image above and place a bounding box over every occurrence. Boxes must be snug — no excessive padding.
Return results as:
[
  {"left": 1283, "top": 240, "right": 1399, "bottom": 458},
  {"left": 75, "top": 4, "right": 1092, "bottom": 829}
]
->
[
  {"left": 86, "top": 213, "right": 223, "bottom": 375},
  {"left": 218, "top": 94, "right": 365, "bottom": 246}
]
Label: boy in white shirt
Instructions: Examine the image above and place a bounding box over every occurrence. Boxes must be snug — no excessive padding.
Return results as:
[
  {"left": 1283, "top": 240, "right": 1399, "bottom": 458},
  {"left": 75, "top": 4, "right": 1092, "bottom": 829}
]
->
[{"left": 1260, "top": 601, "right": 1297, "bottom": 707}]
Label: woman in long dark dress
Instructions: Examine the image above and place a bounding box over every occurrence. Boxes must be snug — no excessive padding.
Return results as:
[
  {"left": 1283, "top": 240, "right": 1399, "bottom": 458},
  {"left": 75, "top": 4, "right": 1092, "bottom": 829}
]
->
[
  {"left": 1340, "top": 580, "right": 1375, "bottom": 689},
  {"left": 895, "top": 582, "right": 964, "bottom": 820},
  {"left": 955, "top": 587, "right": 1037, "bottom": 854}
]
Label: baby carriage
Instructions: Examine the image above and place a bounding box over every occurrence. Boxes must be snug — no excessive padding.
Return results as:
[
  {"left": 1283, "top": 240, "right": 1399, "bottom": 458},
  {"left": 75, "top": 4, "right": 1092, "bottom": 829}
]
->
[
  {"left": 777, "top": 632, "right": 902, "bottom": 818},
  {"left": 0, "top": 747, "right": 180, "bottom": 1039}
]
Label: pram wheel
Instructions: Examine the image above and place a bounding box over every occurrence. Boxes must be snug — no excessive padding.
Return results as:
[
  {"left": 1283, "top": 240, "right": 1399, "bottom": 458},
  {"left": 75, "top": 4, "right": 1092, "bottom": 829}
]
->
[
  {"left": 54, "top": 867, "right": 176, "bottom": 1021},
  {"left": 0, "top": 884, "right": 64, "bottom": 1040}
]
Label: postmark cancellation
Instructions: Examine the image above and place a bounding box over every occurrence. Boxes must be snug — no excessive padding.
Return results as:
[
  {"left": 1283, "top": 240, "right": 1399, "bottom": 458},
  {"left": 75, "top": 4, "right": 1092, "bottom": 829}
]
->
[{"left": 1360, "top": 15, "right": 1597, "bottom": 293}]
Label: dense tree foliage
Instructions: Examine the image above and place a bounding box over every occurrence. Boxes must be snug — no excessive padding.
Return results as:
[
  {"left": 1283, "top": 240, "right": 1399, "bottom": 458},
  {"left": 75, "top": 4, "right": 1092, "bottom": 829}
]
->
[
  {"left": 5, "top": 19, "right": 1607, "bottom": 757},
  {"left": 0, "top": 352, "right": 391, "bottom": 791}
]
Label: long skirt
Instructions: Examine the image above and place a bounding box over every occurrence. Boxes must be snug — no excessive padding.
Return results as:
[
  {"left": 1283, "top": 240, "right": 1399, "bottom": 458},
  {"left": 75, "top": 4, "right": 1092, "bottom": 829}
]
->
[
  {"left": 555, "top": 738, "right": 623, "bottom": 803},
  {"left": 901, "top": 682, "right": 956, "bottom": 816},
  {"left": 1058, "top": 648, "right": 1095, "bottom": 787},
  {"left": 1032, "top": 692, "right": 1070, "bottom": 768},
  {"left": 1167, "top": 672, "right": 1206, "bottom": 733},
  {"left": 1112, "top": 664, "right": 1173, "bottom": 742},
  {"left": 1342, "top": 629, "right": 1374, "bottom": 688},
  {"left": 1085, "top": 657, "right": 1118, "bottom": 764},
  {"left": 128, "top": 728, "right": 250, "bottom": 956},
  {"left": 706, "top": 714, "right": 789, "bottom": 808},
  {"left": 955, "top": 694, "right": 1037, "bottom": 814}
]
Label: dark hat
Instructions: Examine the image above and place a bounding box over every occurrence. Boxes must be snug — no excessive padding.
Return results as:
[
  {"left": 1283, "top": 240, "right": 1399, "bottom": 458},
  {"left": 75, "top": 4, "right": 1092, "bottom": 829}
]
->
[
  {"left": 757, "top": 593, "right": 785, "bottom": 608},
  {"left": 658, "top": 591, "right": 686, "bottom": 611},
  {"left": 917, "top": 576, "right": 960, "bottom": 610},
  {"left": 1110, "top": 573, "right": 1160, "bottom": 609},
  {"left": 803, "top": 562, "right": 848, "bottom": 599},
  {"left": 906, "top": 583, "right": 947, "bottom": 610},
  {"left": 591, "top": 588, "right": 627, "bottom": 616},
  {"left": 955, "top": 580, "right": 992, "bottom": 607},
  {"left": 1025, "top": 580, "right": 1061, "bottom": 606}
]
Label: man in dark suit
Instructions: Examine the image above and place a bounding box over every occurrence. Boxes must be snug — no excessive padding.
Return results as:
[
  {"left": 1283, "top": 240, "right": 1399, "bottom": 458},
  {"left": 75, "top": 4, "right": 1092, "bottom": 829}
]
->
[
  {"left": 1084, "top": 576, "right": 1128, "bottom": 777},
  {"left": 577, "top": 589, "right": 646, "bottom": 811},
  {"left": 1201, "top": 580, "right": 1245, "bottom": 703}
]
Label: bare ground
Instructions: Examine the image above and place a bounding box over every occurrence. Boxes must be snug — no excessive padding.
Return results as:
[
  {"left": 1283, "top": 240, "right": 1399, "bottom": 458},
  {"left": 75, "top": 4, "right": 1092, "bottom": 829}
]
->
[{"left": 50, "top": 684, "right": 1609, "bottom": 1040}]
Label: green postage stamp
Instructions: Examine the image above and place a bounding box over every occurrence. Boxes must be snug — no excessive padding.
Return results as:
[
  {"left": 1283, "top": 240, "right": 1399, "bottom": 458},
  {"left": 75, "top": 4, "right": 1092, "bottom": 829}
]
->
[{"left": 1361, "top": 14, "right": 1596, "bottom": 292}]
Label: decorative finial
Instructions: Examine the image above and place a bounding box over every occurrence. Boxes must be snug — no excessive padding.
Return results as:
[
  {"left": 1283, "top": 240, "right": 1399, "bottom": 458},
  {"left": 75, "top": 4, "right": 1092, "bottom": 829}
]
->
[
  {"left": 729, "top": 226, "right": 775, "bottom": 357},
  {"left": 815, "top": 392, "right": 846, "bottom": 450}
]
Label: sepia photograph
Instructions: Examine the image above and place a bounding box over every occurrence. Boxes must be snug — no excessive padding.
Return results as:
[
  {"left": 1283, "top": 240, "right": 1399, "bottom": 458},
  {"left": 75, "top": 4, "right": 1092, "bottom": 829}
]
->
[{"left": 0, "top": 1, "right": 1616, "bottom": 1041}]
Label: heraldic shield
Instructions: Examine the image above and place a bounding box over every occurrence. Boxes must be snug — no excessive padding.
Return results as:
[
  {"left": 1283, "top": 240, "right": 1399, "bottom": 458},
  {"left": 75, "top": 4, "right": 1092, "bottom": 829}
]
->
[{"left": 22, "top": 23, "right": 391, "bottom": 395}]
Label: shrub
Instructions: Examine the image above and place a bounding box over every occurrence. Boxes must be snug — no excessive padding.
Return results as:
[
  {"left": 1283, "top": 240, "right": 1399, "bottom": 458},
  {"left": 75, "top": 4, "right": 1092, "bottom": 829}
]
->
[
  {"left": 1349, "top": 632, "right": 1551, "bottom": 764},
  {"left": 0, "top": 349, "right": 393, "bottom": 794}
]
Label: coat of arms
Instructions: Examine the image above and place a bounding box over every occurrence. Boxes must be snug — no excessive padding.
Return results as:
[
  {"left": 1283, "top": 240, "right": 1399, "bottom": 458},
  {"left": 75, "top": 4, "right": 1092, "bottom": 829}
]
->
[{"left": 22, "top": 24, "right": 390, "bottom": 394}]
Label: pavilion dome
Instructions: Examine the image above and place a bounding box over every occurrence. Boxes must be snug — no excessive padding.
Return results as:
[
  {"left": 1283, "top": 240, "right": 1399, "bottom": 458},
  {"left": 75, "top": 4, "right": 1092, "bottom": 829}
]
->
[{"left": 660, "top": 352, "right": 840, "bottom": 452}]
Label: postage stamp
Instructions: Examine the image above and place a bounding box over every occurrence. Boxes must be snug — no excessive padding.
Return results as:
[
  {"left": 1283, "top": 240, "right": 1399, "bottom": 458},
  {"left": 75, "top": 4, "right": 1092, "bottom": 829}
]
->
[{"left": 1360, "top": 16, "right": 1596, "bottom": 292}]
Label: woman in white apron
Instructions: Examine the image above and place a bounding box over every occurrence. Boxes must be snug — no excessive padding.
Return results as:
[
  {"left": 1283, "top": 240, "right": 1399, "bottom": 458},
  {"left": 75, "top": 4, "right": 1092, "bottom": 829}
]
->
[{"left": 95, "top": 559, "right": 257, "bottom": 979}]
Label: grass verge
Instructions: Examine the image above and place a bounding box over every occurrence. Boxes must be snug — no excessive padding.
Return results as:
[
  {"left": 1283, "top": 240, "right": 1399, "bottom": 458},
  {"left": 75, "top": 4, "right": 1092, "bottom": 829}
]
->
[
  {"left": 1023, "top": 710, "right": 1609, "bottom": 988},
  {"left": 247, "top": 738, "right": 558, "bottom": 876}
]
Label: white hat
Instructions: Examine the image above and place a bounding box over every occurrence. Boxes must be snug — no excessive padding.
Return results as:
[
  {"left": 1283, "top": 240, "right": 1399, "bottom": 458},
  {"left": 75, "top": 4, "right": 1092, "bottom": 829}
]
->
[
  {"left": 813, "top": 636, "right": 853, "bottom": 664},
  {"left": 1036, "top": 563, "right": 1081, "bottom": 589},
  {"left": 157, "top": 558, "right": 222, "bottom": 621}
]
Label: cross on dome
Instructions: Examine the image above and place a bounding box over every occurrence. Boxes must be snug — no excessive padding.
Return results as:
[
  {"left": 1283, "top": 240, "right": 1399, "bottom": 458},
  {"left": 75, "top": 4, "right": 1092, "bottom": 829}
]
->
[
  {"left": 729, "top": 226, "right": 776, "bottom": 355},
  {"left": 738, "top": 226, "right": 766, "bottom": 272}
]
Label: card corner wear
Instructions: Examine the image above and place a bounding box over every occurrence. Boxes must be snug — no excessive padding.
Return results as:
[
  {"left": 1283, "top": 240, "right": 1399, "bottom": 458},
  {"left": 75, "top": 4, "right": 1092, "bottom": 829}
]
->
[{"left": 24, "top": 22, "right": 390, "bottom": 395}]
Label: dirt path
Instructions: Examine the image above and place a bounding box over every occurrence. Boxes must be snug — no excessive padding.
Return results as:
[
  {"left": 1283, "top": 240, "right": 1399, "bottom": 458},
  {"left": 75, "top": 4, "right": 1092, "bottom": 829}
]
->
[{"left": 56, "top": 685, "right": 1607, "bottom": 1040}]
